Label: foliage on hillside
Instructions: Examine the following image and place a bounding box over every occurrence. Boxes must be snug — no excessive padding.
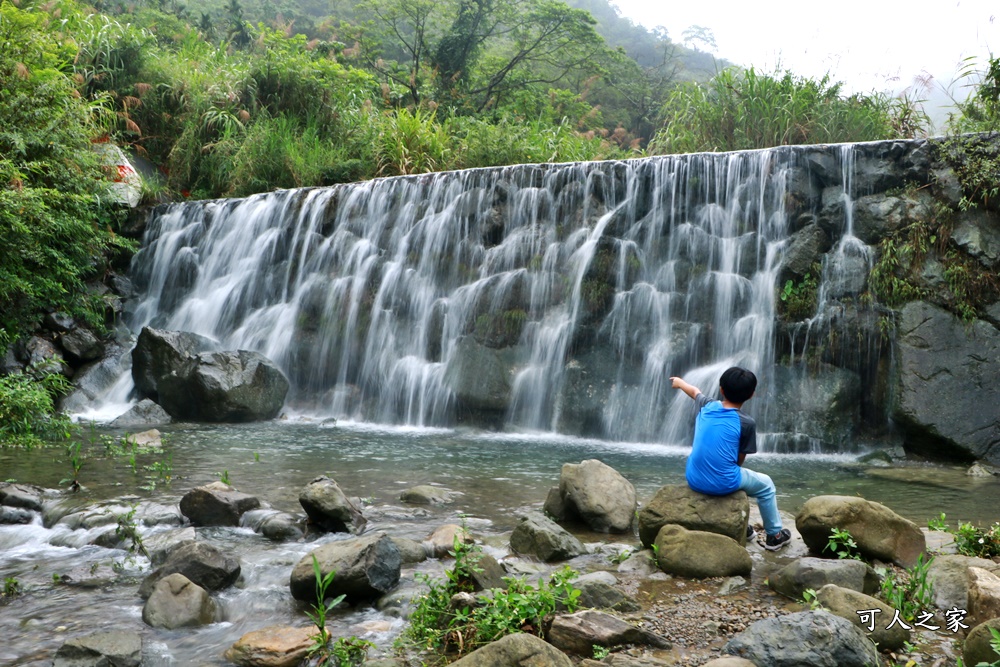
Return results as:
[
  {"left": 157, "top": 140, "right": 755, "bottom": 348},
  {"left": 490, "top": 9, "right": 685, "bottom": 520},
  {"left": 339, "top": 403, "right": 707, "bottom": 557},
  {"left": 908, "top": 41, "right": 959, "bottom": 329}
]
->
[{"left": 0, "top": 0, "right": 133, "bottom": 346}]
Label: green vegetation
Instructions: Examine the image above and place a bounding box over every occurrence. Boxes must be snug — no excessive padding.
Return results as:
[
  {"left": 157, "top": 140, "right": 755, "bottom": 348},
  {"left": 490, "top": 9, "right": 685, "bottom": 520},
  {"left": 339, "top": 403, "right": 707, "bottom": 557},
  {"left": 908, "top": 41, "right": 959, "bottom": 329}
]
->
[
  {"left": 877, "top": 554, "right": 934, "bottom": 623},
  {"left": 778, "top": 272, "right": 819, "bottom": 321},
  {"left": 928, "top": 515, "right": 1000, "bottom": 559},
  {"left": 402, "top": 536, "right": 580, "bottom": 658},
  {"left": 114, "top": 503, "right": 150, "bottom": 569},
  {"left": 0, "top": 371, "right": 73, "bottom": 447},
  {"left": 2, "top": 577, "right": 20, "bottom": 598},
  {"left": 649, "top": 68, "right": 924, "bottom": 154},
  {"left": 823, "top": 527, "right": 862, "bottom": 560}
]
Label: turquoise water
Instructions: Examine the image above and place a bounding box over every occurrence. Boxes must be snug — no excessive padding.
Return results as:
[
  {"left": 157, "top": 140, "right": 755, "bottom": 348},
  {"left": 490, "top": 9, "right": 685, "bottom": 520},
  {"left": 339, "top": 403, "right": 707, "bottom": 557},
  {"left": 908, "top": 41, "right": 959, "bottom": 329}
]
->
[{"left": 1, "top": 422, "right": 997, "bottom": 665}]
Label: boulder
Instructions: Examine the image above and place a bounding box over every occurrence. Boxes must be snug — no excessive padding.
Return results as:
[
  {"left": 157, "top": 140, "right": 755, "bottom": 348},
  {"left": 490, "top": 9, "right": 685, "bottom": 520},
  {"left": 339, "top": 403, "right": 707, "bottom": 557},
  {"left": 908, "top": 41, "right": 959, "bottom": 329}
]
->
[
  {"left": 768, "top": 557, "right": 880, "bottom": 599},
  {"left": 969, "top": 567, "right": 1000, "bottom": 628},
  {"left": 653, "top": 524, "right": 752, "bottom": 579},
  {"left": 389, "top": 537, "right": 429, "bottom": 564},
  {"left": 131, "top": 327, "right": 217, "bottom": 400},
  {"left": 638, "top": 485, "right": 749, "bottom": 547},
  {"left": 399, "top": 485, "right": 455, "bottom": 505},
  {"left": 108, "top": 399, "right": 172, "bottom": 428},
  {"left": 60, "top": 328, "right": 105, "bottom": 362},
  {"left": 780, "top": 223, "right": 830, "bottom": 280},
  {"left": 60, "top": 349, "right": 130, "bottom": 413},
  {"left": 575, "top": 578, "right": 641, "bottom": 613},
  {"left": 466, "top": 551, "right": 508, "bottom": 592},
  {"left": 953, "top": 208, "right": 1000, "bottom": 269},
  {"left": 0, "top": 482, "right": 46, "bottom": 511},
  {"left": 139, "top": 540, "right": 241, "bottom": 598},
  {"left": 289, "top": 533, "right": 401, "bottom": 604},
  {"left": 223, "top": 625, "right": 315, "bottom": 667},
  {"left": 510, "top": 511, "right": 587, "bottom": 562},
  {"left": 299, "top": 476, "right": 366, "bottom": 533},
  {"left": 256, "top": 512, "right": 305, "bottom": 542},
  {"left": 701, "top": 659, "right": 757, "bottom": 667},
  {"left": 815, "top": 584, "right": 910, "bottom": 652},
  {"left": 795, "top": 495, "right": 925, "bottom": 567},
  {"left": 443, "top": 336, "right": 515, "bottom": 415},
  {"left": 894, "top": 301, "right": 1000, "bottom": 464},
  {"left": 965, "top": 618, "right": 1000, "bottom": 667},
  {"left": 767, "top": 365, "right": 862, "bottom": 449},
  {"left": 157, "top": 349, "right": 289, "bottom": 422},
  {"left": 144, "top": 527, "right": 197, "bottom": 566},
  {"left": 928, "top": 555, "right": 1000, "bottom": 611},
  {"left": 52, "top": 630, "right": 142, "bottom": 667},
  {"left": 548, "top": 609, "right": 671, "bottom": 655},
  {"left": 23, "top": 336, "right": 68, "bottom": 375},
  {"left": 447, "top": 632, "right": 573, "bottom": 667},
  {"left": 180, "top": 481, "right": 260, "bottom": 527},
  {"left": 723, "top": 610, "right": 882, "bottom": 667},
  {"left": 553, "top": 460, "right": 636, "bottom": 533},
  {"left": 142, "top": 573, "right": 216, "bottom": 629},
  {"left": 425, "top": 523, "right": 473, "bottom": 558},
  {"left": 0, "top": 506, "right": 33, "bottom": 524},
  {"left": 44, "top": 311, "right": 76, "bottom": 333}
]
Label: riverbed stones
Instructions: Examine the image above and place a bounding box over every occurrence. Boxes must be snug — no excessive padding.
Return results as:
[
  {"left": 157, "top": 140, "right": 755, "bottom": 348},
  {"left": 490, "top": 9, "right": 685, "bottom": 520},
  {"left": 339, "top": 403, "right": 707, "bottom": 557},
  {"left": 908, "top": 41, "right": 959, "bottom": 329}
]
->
[
  {"left": 180, "top": 481, "right": 261, "bottom": 527},
  {"left": 547, "top": 460, "right": 636, "bottom": 533},
  {"left": 139, "top": 540, "right": 241, "bottom": 598},
  {"left": 965, "top": 618, "right": 1000, "bottom": 667},
  {"left": 638, "top": 485, "right": 749, "bottom": 547},
  {"left": 510, "top": 511, "right": 587, "bottom": 562},
  {"left": 299, "top": 476, "right": 367, "bottom": 533},
  {"left": 969, "top": 567, "right": 1000, "bottom": 627},
  {"left": 144, "top": 526, "right": 197, "bottom": 565},
  {"left": 0, "top": 506, "right": 33, "bottom": 524},
  {"left": 768, "top": 557, "right": 880, "bottom": 599},
  {"left": 928, "top": 554, "right": 1000, "bottom": 610},
  {"left": 289, "top": 533, "right": 401, "bottom": 603},
  {"left": 389, "top": 537, "right": 428, "bottom": 563},
  {"left": 53, "top": 630, "right": 142, "bottom": 667},
  {"left": 447, "top": 632, "right": 573, "bottom": 666},
  {"left": 0, "top": 482, "right": 46, "bottom": 511},
  {"left": 399, "top": 485, "right": 455, "bottom": 505},
  {"left": 548, "top": 609, "right": 671, "bottom": 655},
  {"left": 425, "top": 523, "right": 473, "bottom": 558},
  {"left": 894, "top": 300, "right": 1000, "bottom": 464},
  {"left": 109, "top": 398, "right": 172, "bottom": 427},
  {"left": 795, "top": 495, "right": 925, "bottom": 567},
  {"left": 723, "top": 610, "right": 881, "bottom": 667},
  {"left": 575, "top": 578, "right": 641, "bottom": 612},
  {"left": 814, "top": 584, "right": 910, "bottom": 651},
  {"left": 223, "top": 625, "right": 315, "bottom": 667},
  {"left": 60, "top": 327, "right": 104, "bottom": 362},
  {"left": 142, "top": 573, "right": 216, "bottom": 629},
  {"left": 653, "top": 524, "right": 752, "bottom": 579}
]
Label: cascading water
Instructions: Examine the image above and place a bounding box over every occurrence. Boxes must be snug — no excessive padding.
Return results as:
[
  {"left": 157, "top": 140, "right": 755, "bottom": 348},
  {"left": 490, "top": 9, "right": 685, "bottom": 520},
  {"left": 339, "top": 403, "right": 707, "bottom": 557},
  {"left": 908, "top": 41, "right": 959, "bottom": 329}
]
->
[{"left": 101, "top": 144, "right": 886, "bottom": 450}]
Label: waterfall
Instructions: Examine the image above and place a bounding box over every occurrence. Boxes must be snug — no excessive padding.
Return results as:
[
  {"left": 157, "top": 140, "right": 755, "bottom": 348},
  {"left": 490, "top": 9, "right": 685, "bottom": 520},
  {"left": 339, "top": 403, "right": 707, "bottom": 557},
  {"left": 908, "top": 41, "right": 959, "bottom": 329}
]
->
[{"left": 106, "top": 143, "right": 891, "bottom": 449}]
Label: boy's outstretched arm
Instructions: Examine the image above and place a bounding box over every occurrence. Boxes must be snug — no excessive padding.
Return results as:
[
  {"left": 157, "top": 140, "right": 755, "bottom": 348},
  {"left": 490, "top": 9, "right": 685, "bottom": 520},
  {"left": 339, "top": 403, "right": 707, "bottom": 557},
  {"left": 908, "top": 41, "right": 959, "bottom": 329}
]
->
[{"left": 670, "top": 376, "right": 702, "bottom": 401}]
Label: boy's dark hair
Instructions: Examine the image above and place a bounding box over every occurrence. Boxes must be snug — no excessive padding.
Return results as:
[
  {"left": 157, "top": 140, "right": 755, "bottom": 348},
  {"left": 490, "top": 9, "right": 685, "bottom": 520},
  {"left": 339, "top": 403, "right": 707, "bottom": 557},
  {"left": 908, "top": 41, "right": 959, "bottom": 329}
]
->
[{"left": 720, "top": 367, "right": 757, "bottom": 404}]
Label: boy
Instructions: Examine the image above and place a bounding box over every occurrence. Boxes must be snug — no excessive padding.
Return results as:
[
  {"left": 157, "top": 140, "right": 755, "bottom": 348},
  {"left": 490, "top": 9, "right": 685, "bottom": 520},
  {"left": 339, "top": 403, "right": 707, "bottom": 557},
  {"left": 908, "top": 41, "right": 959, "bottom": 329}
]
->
[{"left": 670, "top": 367, "right": 791, "bottom": 550}]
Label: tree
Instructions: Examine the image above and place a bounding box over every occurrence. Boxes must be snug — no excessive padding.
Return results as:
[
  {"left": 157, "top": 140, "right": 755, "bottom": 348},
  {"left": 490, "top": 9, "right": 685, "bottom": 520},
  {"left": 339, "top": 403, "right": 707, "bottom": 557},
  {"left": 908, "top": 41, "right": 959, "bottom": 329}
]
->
[
  {"left": 226, "top": 0, "right": 252, "bottom": 48},
  {"left": 681, "top": 24, "right": 716, "bottom": 53}
]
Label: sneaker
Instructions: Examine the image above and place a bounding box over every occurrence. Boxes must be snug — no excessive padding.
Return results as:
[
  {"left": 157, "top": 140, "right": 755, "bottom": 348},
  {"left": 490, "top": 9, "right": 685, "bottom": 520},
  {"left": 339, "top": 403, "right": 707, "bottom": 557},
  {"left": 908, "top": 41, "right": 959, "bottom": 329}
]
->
[
  {"left": 746, "top": 524, "right": 756, "bottom": 540},
  {"left": 763, "top": 528, "right": 792, "bottom": 551}
]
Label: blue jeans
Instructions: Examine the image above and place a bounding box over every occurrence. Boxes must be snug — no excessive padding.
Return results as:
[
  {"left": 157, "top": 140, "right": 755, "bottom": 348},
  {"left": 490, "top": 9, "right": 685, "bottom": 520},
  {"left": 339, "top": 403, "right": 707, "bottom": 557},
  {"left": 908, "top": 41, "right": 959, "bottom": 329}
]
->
[{"left": 739, "top": 468, "right": 782, "bottom": 536}]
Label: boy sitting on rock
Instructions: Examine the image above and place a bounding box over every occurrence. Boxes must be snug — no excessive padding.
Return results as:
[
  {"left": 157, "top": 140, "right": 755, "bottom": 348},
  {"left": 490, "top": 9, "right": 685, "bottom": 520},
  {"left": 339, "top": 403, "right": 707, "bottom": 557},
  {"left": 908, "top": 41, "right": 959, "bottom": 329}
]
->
[{"left": 670, "top": 367, "right": 791, "bottom": 550}]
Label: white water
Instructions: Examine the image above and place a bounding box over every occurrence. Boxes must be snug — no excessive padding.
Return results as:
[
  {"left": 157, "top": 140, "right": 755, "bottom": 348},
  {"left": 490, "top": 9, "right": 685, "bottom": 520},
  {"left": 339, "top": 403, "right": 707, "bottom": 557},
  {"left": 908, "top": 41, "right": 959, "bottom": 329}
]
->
[{"left": 92, "top": 147, "right": 878, "bottom": 448}]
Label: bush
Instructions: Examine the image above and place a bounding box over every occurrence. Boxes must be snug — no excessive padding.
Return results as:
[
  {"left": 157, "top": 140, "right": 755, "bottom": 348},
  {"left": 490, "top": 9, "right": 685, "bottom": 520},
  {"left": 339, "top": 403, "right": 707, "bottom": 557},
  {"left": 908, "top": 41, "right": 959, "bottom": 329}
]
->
[
  {"left": 403, "top": 537, "right": 581, "bottom": 657},
  {"left": 0, "top": 372, "right": 73, "bottom": 445},
  {"left": 649, "top": 67, "right": 924, "bottom": 154}
]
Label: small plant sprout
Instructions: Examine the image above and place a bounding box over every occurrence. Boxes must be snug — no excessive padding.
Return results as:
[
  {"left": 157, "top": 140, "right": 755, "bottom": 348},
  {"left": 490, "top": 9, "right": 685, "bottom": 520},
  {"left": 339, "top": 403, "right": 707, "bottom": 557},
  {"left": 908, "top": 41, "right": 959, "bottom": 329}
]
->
[
  {"left": 824, "top": 527, "right": 862, "bottom": 560},
  {"left": 305, "top": 555, "right": 346, "bottom": 664},
  {"left": 217, "top": 470, "right": 231, "bottom": 485},
  {"left": 253, "top": 451, "right": 260, "bottom": 462},
  {"left": 592, "top": 644, "right": 611, "bottom": 660},
  {"left": 3, "top": 577, "right": 21, "bottom": 598},
  {"left": 927, "top": 513, "right": 948, "bottom": 532}
]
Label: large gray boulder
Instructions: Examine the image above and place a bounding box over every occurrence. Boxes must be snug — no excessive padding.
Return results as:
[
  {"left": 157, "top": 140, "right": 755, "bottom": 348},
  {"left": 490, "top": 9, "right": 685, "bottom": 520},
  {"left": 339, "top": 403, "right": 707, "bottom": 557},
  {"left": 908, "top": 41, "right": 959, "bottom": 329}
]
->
[
  {"left": 767, "top": 365, "right": 862, "bottom": 449},
  {"left": 768, "top": 557, "right": 880, "bottom": 599},
  {"left": 159, "top": 350, "right": 289, "bottom": 422},
  {"left": 547, "top": 609, "right": 671, "bottom": 655},
  {"left": 894, "top": 301, "right": 1000, "bottom": 464},
  {"left": 638, "top": 485, "right": 749, "bottom": 547},
  {"left": 965, "top": 618, "right": 1000, "bottom": 667},
  {"left": 108, "top": 399, "right": 172, "bottom": 428},
  {"left": 780, "top": 223, "right": 830, "bottom": 280},
  {"left": 723, "top": 610, "right": 882, "bottom": 667},
  {"left": 52, "top": 630, "right": 142, "bottom": 667},
  {"left": 447, "top": 633, "right": 573, "bottom": 666},
  {"left": 138, "top": 539, "right": 241, "bottom": 598},
  {"left": 547, "top": 460, "right": 636, "bottom": 533},
  {"left": 953, "top": 208, "right": 1000, "bottom": 270},
  {"left": 815, "top": 584, "right": 910, "bottom": 651},
  {"left": 795, "top": 495, "right": 926, "bottom": 567},
  {"left": 928, "top": 554, "right": 1000, "bottom": 610},
  {"left": 444, "top": 336, "right": 515, "bottom": 413},
  {"left": 179, "top": 481, "right": 260, "bottom": 527},
  {"left": 0, "top": 482, "right": 46, "bottom": 511},
  {"left": 142, "top": 573, "right": 216, "bottom": 629},
  {"left": 131, "top": 327, "right": 217, "bottom": 400},
  {"left": 289, "top": 533, "right": 401, "bottom": 604},
  {"left": 509, "top": 511, "right": 587, "bottom": 562},
  {"left": 653, "top": 524, "right": 752, "bottom": 579},
  {"left": 299, "top": 476, "right": 367, "bottom": 533},
  {"left": 60, "top": 327, "right": 105, "bottom": 362}
]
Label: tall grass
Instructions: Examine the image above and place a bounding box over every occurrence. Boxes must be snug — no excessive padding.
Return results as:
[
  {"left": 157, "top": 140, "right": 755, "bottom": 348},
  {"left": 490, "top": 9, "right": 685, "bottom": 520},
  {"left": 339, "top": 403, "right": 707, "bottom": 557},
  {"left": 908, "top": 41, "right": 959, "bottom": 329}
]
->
[{"left": 649, "top": 67, "right": 926, "bottom": 155}]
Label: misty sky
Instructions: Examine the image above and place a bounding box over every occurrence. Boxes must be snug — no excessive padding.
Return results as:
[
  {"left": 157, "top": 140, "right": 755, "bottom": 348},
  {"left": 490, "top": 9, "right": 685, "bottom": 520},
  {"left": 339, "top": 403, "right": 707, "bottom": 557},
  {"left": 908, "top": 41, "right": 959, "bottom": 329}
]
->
[{"left": 613, "top": 0, "right": 999, "bottom": 103}]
